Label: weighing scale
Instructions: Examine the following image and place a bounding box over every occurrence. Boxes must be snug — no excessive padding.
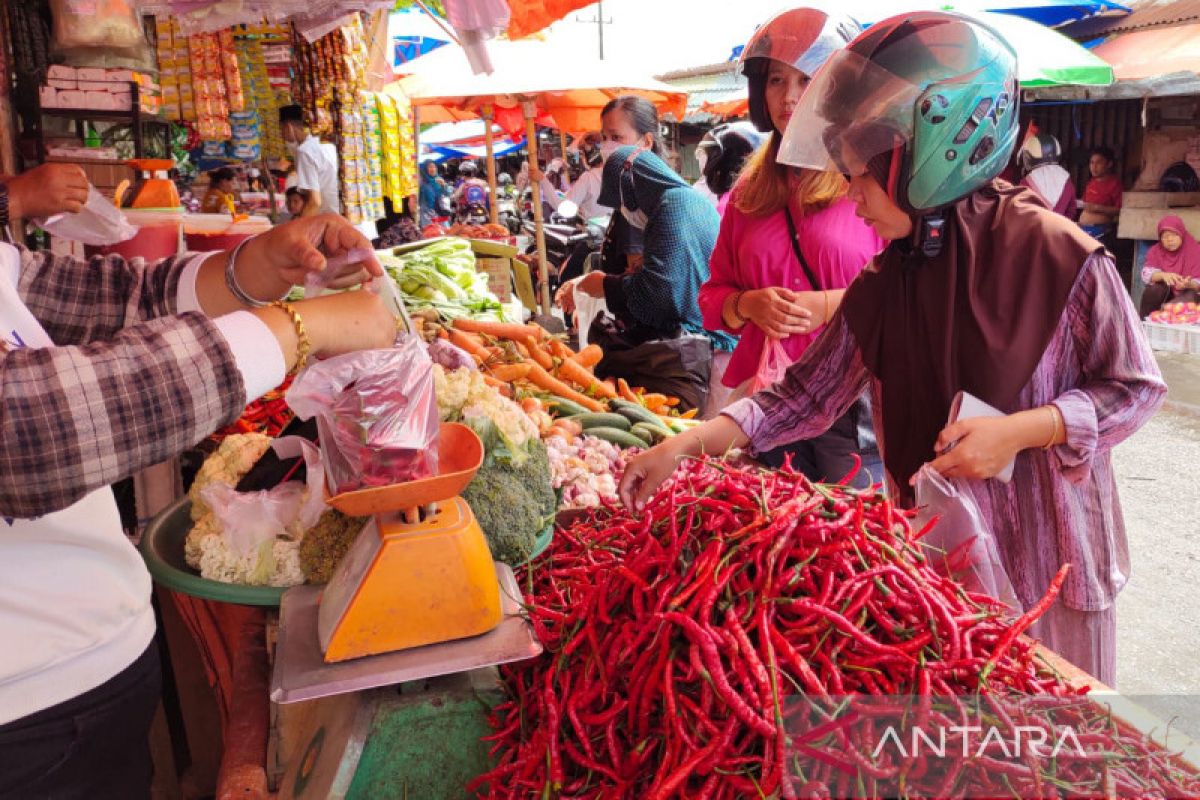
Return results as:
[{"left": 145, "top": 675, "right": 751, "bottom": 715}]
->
[
  {"left": 270, "top": 423, "right": 542, "bottom": 799},
  {"left": 114, "top": 158, "right": 181, "bottom": 208}
]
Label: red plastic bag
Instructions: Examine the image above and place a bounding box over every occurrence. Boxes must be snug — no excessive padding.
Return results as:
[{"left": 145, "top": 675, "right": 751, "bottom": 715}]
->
[
  {"left": 912, "top": 465, "right": 1020, "bottom": 612},
  {"left": 286, "top": 337, "right": 440, "bottom": 495},
  {"left": 748, "top": 339, "right": 792, "bottom": 395}
]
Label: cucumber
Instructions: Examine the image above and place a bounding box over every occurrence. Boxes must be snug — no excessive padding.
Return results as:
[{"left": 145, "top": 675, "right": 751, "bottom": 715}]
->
[
  {"left": 631, "top": 422, "right": 669, "bottom": 444},
  {"left": 611, "top": 399, "right": 672, "bottom": 431},
  {"left": 568, "top": 412, "right": 632, "bottom": 431},
  {"left": 546, "top": 396, "right": 591, "bottom": 418},
  {"left": 586, "top": 427, "right": 650, "bottom": 449}
]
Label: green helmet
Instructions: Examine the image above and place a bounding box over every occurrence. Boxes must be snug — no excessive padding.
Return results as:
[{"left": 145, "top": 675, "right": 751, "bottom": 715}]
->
[{"left": 778, "top": 11, "right": 1019, "bottom": 212}]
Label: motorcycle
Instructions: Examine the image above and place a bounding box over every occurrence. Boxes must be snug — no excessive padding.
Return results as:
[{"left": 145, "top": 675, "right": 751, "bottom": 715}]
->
[
  {"left": 496, "top": 188, "right": 522, "bottom": 235},
  {"left": 522, "top": 200, "right": 607, "bottom": 299}
]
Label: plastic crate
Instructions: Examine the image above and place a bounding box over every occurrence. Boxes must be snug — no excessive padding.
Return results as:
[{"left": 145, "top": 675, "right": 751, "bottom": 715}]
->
[{"left": 1142, "top": 321, "right": 1200, "bottom": 354}]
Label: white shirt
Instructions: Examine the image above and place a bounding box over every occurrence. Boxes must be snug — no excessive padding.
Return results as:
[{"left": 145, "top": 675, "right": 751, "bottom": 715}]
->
[
  {"left": 540, "top": 166, "right": 611, "bottom": 221},
  {"left": 0, "top": 249, "right": 282, "bottom": 725},
  {"left": 294, "top": 134, "right": 341, "bottom": 216}
]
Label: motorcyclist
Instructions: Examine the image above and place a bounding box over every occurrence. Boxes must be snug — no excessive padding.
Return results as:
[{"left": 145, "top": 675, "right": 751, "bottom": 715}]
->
[
  {"left": 452, "top": 161, "right": 491, "bottom": 221},
  {"left": 531, "top": 133, "right": 612, "bottom": 221}
]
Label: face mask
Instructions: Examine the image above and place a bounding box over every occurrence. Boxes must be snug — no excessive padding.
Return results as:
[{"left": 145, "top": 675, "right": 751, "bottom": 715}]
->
[
  {"left": 622, "top": 207, "right": 648, "bottom": 229},
  {"left": 598, "top": 141, "right": 621, "bottom": 162}
]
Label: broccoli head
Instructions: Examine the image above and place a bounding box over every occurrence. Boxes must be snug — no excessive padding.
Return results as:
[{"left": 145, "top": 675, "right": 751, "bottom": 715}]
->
[{"left": 462, "top": 438, "right": 557, "bottom": 565}]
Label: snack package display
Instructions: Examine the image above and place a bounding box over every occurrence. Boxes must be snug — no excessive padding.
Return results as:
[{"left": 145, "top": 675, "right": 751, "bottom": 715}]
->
[{"left": 286, "top": 337, "right": 441, "bottom": 496}]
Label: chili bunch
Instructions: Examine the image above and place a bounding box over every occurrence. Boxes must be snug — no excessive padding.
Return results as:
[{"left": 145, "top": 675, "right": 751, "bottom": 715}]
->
[
  {"left": 210, "top": 377, "right": 294, "bottom": 441},
  {"left": 473, "top": 457, "right": 1200, "bottom": 798}
]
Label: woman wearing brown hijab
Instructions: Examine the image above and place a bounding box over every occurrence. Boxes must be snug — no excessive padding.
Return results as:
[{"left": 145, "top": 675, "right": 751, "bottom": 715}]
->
[{"left": 619, "top": 12, "right": 1165, "bottom": 686}]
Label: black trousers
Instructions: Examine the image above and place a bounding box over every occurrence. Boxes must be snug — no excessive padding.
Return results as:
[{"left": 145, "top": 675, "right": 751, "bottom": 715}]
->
[{"left": 0, "top": 643, "right": 161, "bottom": 800}]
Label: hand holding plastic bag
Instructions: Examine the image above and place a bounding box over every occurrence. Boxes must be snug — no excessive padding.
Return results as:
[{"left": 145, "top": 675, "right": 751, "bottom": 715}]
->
[
  {"left": 286, "top": 336, "right": 440, "bottom": 495},
  {"left": 39, "top": 187, "right": 138, "bottom": 246},
  {"left": 912, "top": 465, "right": 1020, "bottom": 612},
  {"left": 748, "top": 339, "right": 792, "bottom": 395}
]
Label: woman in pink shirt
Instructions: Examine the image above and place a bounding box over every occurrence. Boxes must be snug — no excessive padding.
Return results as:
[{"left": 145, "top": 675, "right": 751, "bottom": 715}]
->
[{"left": 698, "top": 6, "right": 884, "bottom": 486}]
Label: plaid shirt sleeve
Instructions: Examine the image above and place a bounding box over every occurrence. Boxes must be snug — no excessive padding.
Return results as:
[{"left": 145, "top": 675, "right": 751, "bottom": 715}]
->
[
  {"left": 1, "top": 249, "right": 246, "bottom": 519},
  {"left": 17, "top": 246, "right": 194, "bottom": 343}
]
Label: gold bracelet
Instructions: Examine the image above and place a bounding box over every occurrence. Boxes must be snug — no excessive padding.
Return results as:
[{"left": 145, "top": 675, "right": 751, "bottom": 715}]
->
[
  {"left": 1042, "top": 404, "right": 1060, "bottom": 450},
  {"left": 270, "top": 300, "right": 311, "bottom": 376}
]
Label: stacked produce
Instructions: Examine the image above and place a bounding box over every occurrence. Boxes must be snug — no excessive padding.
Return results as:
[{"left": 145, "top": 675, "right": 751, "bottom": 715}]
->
[
  {"left": 433, "top": 365, "right": 554, "bottom": 564},
  {"left": 1149, "top": 301, "right": 1200, "bottom": 326},
  {"left": 209, "top": 379, "right": 294, "bottom": 442},
  {"left": 473, "top": 458, "right": 1200, "bottom": 798},
  {"left": 448, "top": 223, "right": 513, "bottom": 241},
  {"left": 546, "top": 434, "right": 635, "bottom": 509},
  {"left": 380, "top": 239, "right": 507, "bottom": 321}
]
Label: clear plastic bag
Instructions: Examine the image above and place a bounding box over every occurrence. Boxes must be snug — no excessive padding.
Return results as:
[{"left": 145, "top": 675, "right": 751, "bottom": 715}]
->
[
  {"left": 199, "top": 438, "right": 325, "bottom": 586},
  {"left": 748, "top": 339, "right": 792, "bottom": 395},
  {"left": 39, "top": 187, "right": 138, "bottom": 246},
  {"left": 49, "top": 0, "right": 154, "bottom": 70},
  {"left": 912, "top": 465, "right": 1020, "bottom": 612},
  {"left": 286, "top": 336, "right": 440, "bottom": 495},
  {"left": 573, "top": 280, "right": 608, "bottom": 349}
]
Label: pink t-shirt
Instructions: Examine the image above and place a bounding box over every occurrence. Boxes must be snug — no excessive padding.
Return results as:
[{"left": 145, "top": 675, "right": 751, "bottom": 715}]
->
[{"left": 699, "top": 197, "right": 884, "bottom": 388}]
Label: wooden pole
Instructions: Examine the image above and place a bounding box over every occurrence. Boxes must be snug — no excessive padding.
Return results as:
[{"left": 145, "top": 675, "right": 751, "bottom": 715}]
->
[
  {"left": 558, "top": 128, "right": 569, "bottom": 162},
  {"left": 523, "top": 101, "right": 552, "bottom": 315},
  {"left": 483, "top": 105, "right": 499, "bottom": 225}
]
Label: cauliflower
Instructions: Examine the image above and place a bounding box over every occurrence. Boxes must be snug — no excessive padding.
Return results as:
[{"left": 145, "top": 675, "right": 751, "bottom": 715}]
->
[
  {"left": 435, "top": 366, "right": 537, "bottom": 451},
  {"left": 195, "top": 535, "right": 304, "bottom": 587},
  {"left": 189, "top": 433, "right": 272, "bottom": 523},
  {"left": 184, "top": 431, "right": 309, "bottom": 587}
]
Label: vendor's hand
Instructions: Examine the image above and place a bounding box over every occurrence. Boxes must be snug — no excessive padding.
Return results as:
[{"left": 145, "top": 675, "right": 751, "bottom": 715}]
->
[
  {"left": 577, "top": 271, "right": 606, "bottom": 299},
  {"left": 619, "top": 440, "right": 683, "bottom": 513},
  {"left": 923, "top": 416, "right": 1026, "bottom": 483},
  {"left": 741, "top": 287, "right": 812, "bottom": 339},
  {"left": 238, "top": 212, "right": 384, "bottom": 302},
  {"left": 6, "top": 163, "right": 88, "bottom": 219},
  {"left": 556, "top": 279, "right": 578, "bottom": 315}
]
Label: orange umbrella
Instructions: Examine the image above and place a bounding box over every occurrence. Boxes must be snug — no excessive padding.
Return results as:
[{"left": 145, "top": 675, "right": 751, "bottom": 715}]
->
[
  {"left": 388, "top": 38, "right": 688, "bottom": 314},
  {"left": 506, "top": 0, "right": 595, "bottom": 39},
  {"left": 700, "top": 89, "right": 749, "bottom": 120}
]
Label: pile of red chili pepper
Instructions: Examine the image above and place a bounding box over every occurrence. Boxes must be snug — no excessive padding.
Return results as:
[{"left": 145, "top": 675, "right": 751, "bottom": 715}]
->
[
  {"left": 472, "top": 457, "right": 1200, "bottom": 799},
  {"left": 210, "top": 377, "right": 294, "bottom": 441}
]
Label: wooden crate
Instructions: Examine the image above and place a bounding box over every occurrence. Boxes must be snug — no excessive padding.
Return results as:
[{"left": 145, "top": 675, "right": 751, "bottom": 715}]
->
[{"left": 476, "top": 256, "right": 512, "bottom": 303}]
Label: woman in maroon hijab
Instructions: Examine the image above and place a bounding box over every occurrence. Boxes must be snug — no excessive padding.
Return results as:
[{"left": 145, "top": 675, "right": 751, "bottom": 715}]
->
[
  {"left": 619, "top": 12, "right": 1165, "bottom": 686},
  {"left": 1139, "top": 215, "right": 1200, "bottom": 317}
]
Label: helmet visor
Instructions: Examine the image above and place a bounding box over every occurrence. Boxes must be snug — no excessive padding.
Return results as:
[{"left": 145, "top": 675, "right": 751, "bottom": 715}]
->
[
  {"left": 777, "top": 49, "right": 924, "bottom": 176},
  {"left": 740, "top": 9, "right": 861, "bottom": 79}
]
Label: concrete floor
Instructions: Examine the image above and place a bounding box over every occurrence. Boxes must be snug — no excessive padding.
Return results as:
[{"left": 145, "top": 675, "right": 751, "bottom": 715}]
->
[{"left": 1110, "top": 353, "right": 1200, "bottom": 736}]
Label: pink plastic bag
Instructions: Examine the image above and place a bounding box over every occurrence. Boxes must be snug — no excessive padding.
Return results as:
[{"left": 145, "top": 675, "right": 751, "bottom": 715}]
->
[
  {"left": 286, "top": 337, "right": 440, "bottom": 495},
  {"left": 912, "top": 465, "right": 1020, "bottom": 612},
  {"left": 748, "top": 339, "right": 792, "bottom": 395}
]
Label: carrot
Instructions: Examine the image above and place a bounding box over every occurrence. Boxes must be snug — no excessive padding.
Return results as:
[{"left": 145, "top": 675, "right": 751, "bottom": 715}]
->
[
  {"left": 452, "top": 318, "right": 539, "bottom": 342},
  {"left": 642, "top": 393, "right": 670, "bottom": 408},
  {"left": 436, "top": 327, "right": 449, "bottom": 340},
  {"left": 489, "top": 364, "right": 533, "bottom": 383},
  {"left": 523, "top": 337, "right": 555, "bottom": 371},
  {"left": 525, "top": 322, "right": 549, "bottom": 342},
  {"left": 548, "top": 338, "right": 574, "bottom": 361},
  {"left": 664, "top": 397, "right": 680, "bottom": 407},
  {"left": 525, "top": 363, "right": 605, "bottom": 412},
  {"left": 617, "top": 378, "right": 640, "bottom": 404},
  {"left": 555, "top": 358, "right": 617, "bottom": 399},
  {"left": 572, "top": 344, "right": 603, "bottom": 368},
  {"left": 482, "top": 375, "right": 513, "bottom": 397},
  {"left": 681, "top": 408, "right": 699, "bottom": 419},
  {"left": 449, "top": 328, "right": 488, "bottom": 356},
  {"left": 520, "top": 397, "right": 543, "bottom": 415}
]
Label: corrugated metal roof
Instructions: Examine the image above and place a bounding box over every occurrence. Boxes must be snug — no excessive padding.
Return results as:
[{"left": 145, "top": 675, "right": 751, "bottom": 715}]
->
[{"left": 1093, "top": 0, "right": 1200, "bottom": 33}]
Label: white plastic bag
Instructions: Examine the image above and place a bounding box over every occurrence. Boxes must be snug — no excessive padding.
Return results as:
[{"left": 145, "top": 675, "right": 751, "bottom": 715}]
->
[
  {"left": 573, "top": 278, "right": 608, "bottom": 349},
  {"left": 911, "top": 465, "right": 1020, "bottom": 612},
  {"left": 199, "top": 437, "right": 326, "bottom": 584},
  {"left": 40, "top": 187, "right": 139, "bottom": 246}
]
